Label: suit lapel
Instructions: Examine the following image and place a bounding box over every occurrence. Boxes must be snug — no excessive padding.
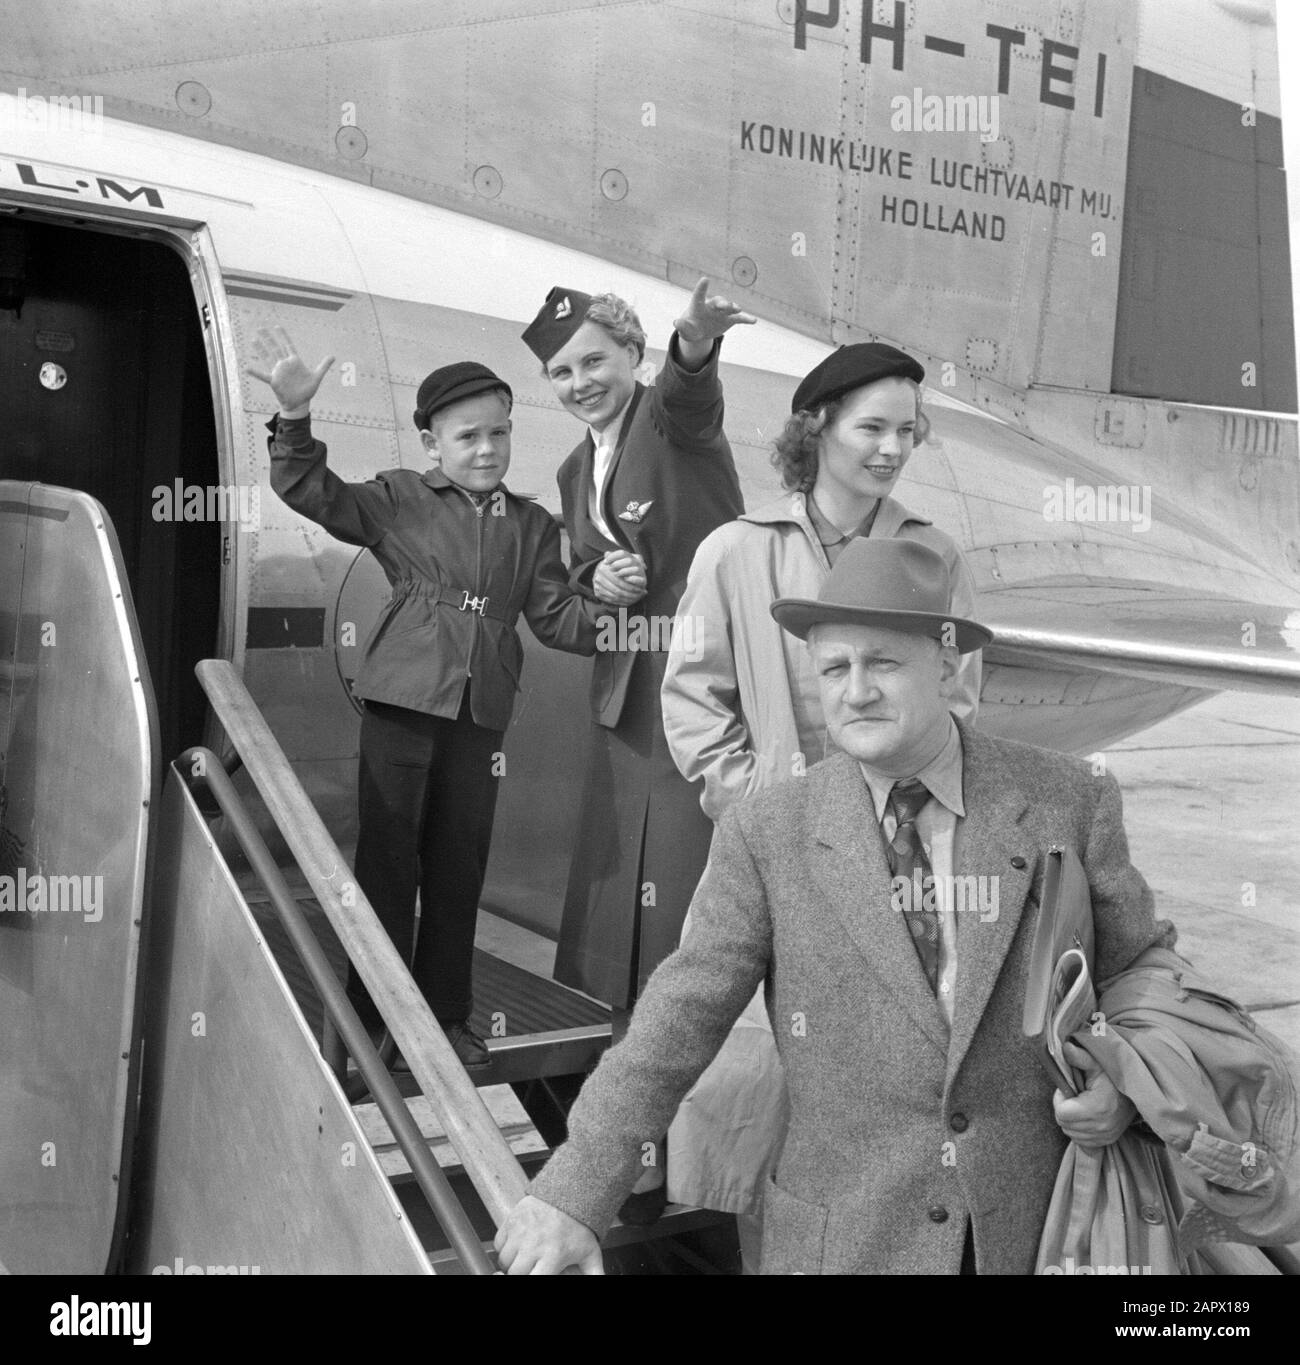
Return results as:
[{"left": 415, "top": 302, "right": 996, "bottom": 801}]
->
[
  {"left": 945, "top": 721, "right": 1037, "bottom": 1083},
  {"left": 809, "top": 753, "right": 948, "bottom": 1056},
  {"left": 567, "top": 429, "right": 621, "bottom": 557}
]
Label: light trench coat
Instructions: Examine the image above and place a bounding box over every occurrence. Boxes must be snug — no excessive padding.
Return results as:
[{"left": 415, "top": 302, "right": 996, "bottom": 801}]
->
[{"left": 660, "top": 489, "right": 981, "bottom": 1214}]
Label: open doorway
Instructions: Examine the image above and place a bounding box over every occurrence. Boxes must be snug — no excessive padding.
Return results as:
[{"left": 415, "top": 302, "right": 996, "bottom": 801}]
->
[{"left": 0, "top": 214, "right": 221, "bottom": 765}]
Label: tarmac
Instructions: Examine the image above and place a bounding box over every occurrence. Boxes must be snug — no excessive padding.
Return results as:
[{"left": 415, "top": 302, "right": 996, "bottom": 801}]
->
[{"left": 1105, "top": 690, "right": 1300, "bottom": 1054}]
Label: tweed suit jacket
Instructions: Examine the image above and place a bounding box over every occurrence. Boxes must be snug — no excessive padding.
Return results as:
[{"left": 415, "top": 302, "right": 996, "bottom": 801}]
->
[{"left": 529, "top": 718, "right": 1177, "bottom": 1273}]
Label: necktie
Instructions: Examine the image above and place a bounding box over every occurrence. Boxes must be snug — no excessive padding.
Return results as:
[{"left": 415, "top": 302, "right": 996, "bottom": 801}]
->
[{"left": 886, "top": 779, "right": 939, "bottom": 992}]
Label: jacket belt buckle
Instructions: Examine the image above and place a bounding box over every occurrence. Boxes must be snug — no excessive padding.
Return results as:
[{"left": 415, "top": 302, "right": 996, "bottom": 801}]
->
[{"left": 460, "top": 590, "right": 489, "bottom": 617}]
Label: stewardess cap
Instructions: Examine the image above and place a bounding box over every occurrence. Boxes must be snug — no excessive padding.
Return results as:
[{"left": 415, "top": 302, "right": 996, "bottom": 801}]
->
[{"left": 521, "top": 286, "right": 596, "bottom": 363}]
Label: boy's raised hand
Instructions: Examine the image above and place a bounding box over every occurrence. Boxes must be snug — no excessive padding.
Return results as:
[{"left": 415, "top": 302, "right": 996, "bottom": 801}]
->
[
  {"left": 674, "top": 277, "right": 757, "bottom": 347},
  {"left": 245, "top": 325, "right": 335, "bottom": 418}
]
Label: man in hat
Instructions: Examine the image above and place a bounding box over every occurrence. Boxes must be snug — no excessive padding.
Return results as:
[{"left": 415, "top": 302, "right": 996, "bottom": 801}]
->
[
  {"left": 250, "top": 326, "right": 611, "bottom": 1069},
  {"left": 495, "top": 538, "right": 1172, "bottom": 1273},
  {"left": 519, "top": 279, "right": 752, "bottom": 1215}
]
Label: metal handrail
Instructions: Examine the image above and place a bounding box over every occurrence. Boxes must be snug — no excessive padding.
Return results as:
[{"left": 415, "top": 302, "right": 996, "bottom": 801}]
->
[
  {"left": 195, "top": 659, "right": 528, "bottom": 1225},
  {"left": 182, "top": 749, "right": 494, "bottom": 1275}
]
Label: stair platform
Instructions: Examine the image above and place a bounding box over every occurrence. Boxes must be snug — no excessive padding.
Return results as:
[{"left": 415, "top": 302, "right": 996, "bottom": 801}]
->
[{"left": 246, "top": 893, "right": 612, "bottom": 1084}]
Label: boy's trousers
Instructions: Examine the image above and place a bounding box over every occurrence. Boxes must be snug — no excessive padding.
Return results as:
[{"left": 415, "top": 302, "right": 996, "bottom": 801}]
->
[{"left": 347, "top": 692, "right": 504, "bottom": 1027}]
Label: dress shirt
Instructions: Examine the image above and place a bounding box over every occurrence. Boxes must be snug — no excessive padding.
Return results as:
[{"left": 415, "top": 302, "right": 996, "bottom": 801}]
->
[
  {"left": 859, "top": 717, "right": 966, "bottom": 1029},
  {"left": 588, "top": 399, "right": 633, "bottom": 542}
]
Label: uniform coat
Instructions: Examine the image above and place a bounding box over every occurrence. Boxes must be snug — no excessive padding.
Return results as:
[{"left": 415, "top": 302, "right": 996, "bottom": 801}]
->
[
  {"left": 553, "top": 336, "right": 743, "bottom": 1007},
  {"left": 530, "top": 720, "right": 1177, "bottom": 1273}
]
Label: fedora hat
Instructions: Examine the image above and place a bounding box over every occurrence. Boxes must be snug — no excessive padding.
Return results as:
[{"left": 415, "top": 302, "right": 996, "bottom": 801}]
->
[{"left": 771, "top": 539, "right": 992, "bottom": 652}]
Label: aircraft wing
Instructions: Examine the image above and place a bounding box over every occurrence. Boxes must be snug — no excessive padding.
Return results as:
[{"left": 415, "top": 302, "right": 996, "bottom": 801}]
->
[{"left": 982, "top": 585, "right": 1300, "bottom": 696}]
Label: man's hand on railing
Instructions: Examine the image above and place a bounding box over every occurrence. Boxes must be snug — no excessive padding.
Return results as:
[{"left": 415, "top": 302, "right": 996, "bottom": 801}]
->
[{"left": 494, "top": 1194, "right": 604, "bottom": 1275}]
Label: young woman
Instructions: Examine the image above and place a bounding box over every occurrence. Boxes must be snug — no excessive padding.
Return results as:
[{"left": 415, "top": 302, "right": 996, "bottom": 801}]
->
[{"left": 661, "top": 342, "right": 981, "bottom": 1264}]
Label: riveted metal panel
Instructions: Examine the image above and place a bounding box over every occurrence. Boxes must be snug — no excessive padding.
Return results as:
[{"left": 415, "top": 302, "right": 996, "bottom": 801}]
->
[{"left": 3, "top": 0, "right": 1139, "bottom": 390}]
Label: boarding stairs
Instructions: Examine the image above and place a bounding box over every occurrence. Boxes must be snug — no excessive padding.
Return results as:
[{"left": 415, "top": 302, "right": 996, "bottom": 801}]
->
[
  {"left": 239, "top": 875, "right": 731, "bottom": 1273},
  {"left": 184, "top": 658, "right": 735, "bottom": 1274},
  {"left": 0, "top": 482, "right": 732, "bottom": 1275}
]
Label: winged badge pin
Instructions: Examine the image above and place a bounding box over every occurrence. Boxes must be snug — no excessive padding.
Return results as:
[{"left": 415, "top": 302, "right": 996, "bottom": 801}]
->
[{"left": 618, "top": 500, "right": 654, "bottom": 524}]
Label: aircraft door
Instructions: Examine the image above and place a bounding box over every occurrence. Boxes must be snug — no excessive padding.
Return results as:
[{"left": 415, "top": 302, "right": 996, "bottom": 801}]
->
[{"left": 0, "top": 215, "right": 221, "bottom": 764}]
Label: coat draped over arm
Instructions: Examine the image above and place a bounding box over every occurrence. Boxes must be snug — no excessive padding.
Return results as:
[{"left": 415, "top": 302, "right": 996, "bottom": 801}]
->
[{"left": 1036, "top": 945, "right": 1300, "bottom": 1274}]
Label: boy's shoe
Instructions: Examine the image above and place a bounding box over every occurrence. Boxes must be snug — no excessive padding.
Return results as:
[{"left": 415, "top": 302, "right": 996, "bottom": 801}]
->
[{"left": 443, "top": 1020, "right": 491, "bottom": 1070}]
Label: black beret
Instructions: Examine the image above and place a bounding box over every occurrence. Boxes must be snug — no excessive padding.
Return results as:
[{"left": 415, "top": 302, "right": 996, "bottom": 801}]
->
[
  {"left": 790, "top": 342, "right": 925, "bottom": 414},
  {"left": 521, "top": 285, "right": 595, "bottom": 363},
  {"left": 412, "top": 362, "right": 511, "bottom": 429}
]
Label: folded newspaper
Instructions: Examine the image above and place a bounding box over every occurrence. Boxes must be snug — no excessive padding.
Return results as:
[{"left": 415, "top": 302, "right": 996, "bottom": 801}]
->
[
  {"left": 1042, "top": 947, "right": 1096, "bottom": 1095},
  {"left": 1023, "top": 846, "right": 1096, "bottom": 1095}
]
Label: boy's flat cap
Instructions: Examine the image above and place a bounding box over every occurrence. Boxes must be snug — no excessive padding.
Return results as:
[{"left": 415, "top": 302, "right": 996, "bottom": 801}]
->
[{"left": 413, "top": 362, "right": 511, "bottom": 429}]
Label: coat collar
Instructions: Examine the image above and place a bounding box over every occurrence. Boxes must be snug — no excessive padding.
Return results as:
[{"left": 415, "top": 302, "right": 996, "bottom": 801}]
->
[
  {"left": 741, "top": 490, "right": 932, "bottom": 538},
  {"left": 419, "top": 465, "right": 531, "bottom": 502}
]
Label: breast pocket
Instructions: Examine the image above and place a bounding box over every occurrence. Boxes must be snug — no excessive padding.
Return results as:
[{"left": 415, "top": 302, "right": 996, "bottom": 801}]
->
[{"left": 759, "top": 1172, "right": 829, "bottom": 1276}]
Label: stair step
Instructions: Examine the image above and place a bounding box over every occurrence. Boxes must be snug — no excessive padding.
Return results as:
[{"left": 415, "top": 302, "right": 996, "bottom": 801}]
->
[{"left": 354, "top": 1084, "right": 548, "bottom": 1178}]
